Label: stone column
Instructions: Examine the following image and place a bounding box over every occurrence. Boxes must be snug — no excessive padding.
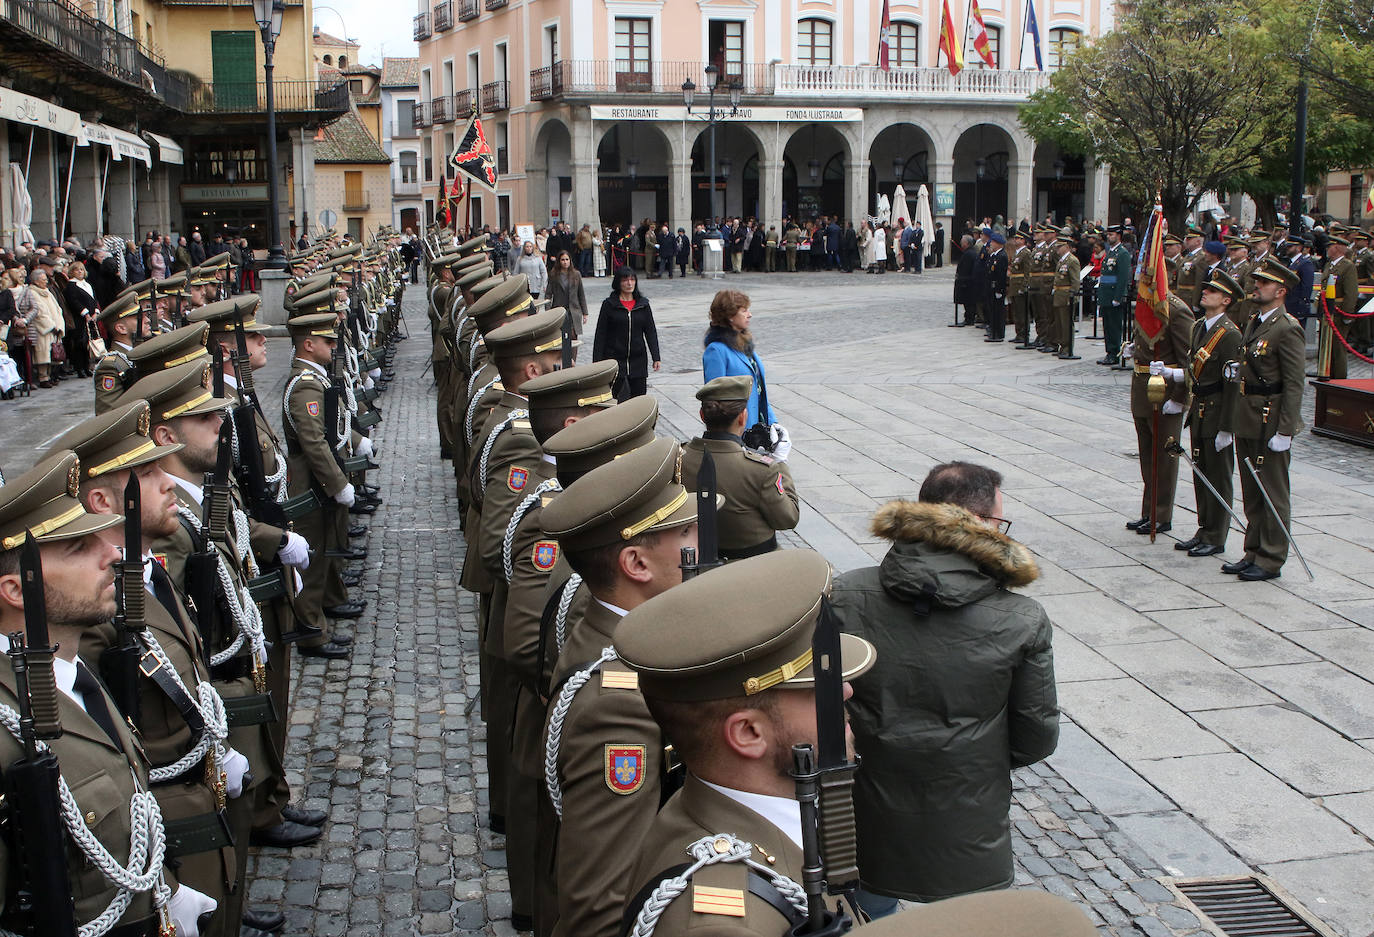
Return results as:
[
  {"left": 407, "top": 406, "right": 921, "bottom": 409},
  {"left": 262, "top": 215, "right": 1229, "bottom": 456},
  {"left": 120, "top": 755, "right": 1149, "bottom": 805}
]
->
[
  {"left": 69, "top": 146, "right": 104, "bottom": 242},
  {"left": 290, "top": 128, "right": 315, "bottom": 241},
  {"left": 932, "top": 158, "right": 955, "bottom": 263},
  {"left": 669, "top": 158, "right": 692, "bottom": 234},
  {"left": 137, "top": 162, "right": 171, "bottom": 238},
  {"left": 846, "top": 157, "right": 869, "bottom": 224},
  {"left": 1085, "top": 158, "right": 1110, "bottom": 223},
  {"left": 759, "top": 159, "right": 783, "bottom": 229},
  {"left": 1007, "top": 160, "right": 1033, "bottom": 228},
  {"left": 569, "top": 110, "right": 599, "bottom": 228},
  {"left": 107, "top": 158, "right": 137, "bottom": 239},
  {"left": 29, "top": 131, "right": 59, "bottom": 240}
]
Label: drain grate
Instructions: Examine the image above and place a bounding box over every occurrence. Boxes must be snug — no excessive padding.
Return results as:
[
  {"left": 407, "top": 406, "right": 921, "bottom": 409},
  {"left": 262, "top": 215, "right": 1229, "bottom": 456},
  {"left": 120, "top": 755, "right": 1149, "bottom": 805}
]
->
[{"left": 1167, "top": 875, "right": 1337, "bottom": 937}]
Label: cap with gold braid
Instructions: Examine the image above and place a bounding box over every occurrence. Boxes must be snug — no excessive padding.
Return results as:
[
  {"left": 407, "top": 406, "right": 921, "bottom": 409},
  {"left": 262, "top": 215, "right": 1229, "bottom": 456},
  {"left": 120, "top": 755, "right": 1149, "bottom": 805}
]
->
[
  {"left": 154, "top": 271, "right": 188, "bottom": 296},
  {"left": 696, "top": 374, "right": 752, "bottom": 402},
  {"left": 128, "top": 322, "right": 211, "bottom": 375},
  {"left": 1202, "top": 269, "right": 1245, "bottom": 302},
  {"left": 521, "top": 360, "right": 619, "bottom": 411},
  {"left": 484, "top": 308, "right": 570, "bottom": 360},
  {"left": 0, "top": 451, "right": 124, "bottom": 550},
  {"left": 49, "top": 400, "right": 183, "bottom": 479},
  {"left": 543, "top": 395, "right": 658, "bottom": 480},
  {"left": 540, "top": 436, "right": 697, "bottom": 550},
  {"left": 285, "top": 283, "right": 338, "bottom": 315},
  {"left": 128, "top": 359, "right": 232, "bottom": 423},
  {"left": 287, "top": 312, "right": 341, "bottom": 341},
  {"left": 616, "top": 550, "right": 877, "bottom": 702},
  {"left": 457, "top": 233, "right": 490, "bottom": 255},
  {"left": 1252, "top": 255, "right": 1300, "bottom": 288},
  {"left": 457, "top": 263, "right": 495, "bottom": 290},
  {"left": 454, "top": 252, "right": 491, "bottom": 273},
  {"left": 94, "top": 291, "right": 141, "bottom": 324},
  {"left": 468, "top": 274, "right": 533, "bottom": 333},
  {"left": 187, "top": 296, "right": 262, "bottom": 332},
  {"left": 118, "top": 277, "right": 156, "bottom": 302}
]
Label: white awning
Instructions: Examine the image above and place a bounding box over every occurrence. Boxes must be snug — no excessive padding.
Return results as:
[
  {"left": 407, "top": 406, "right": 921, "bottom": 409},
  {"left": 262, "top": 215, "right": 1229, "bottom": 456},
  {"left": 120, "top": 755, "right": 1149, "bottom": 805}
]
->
[
  {"left": 80, "top": 120, "right": 119, "bottom": 151},
  {"left": 0, "top": 88, "right": 82, "bottom": 138},
  {"left": 112, "top": 128, "right": 152, "bottom": 167},
  {"left": 142, "top": 131, "right": 184, "bottom": 165}
]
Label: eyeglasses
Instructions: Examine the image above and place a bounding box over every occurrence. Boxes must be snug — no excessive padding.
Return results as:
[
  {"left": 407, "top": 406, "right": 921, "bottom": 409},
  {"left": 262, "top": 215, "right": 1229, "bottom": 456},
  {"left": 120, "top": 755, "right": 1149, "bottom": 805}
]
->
[{"left": 987, "top": 516, "right": 1012, "bottom": 536}]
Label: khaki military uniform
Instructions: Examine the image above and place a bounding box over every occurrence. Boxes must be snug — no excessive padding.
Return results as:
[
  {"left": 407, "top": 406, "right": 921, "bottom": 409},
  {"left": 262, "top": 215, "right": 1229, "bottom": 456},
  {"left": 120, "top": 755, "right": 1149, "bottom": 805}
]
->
[
  {"left": 1009, "top": 242, "right": 1032, "bottom": 344},
  {"left": 1184, "top": 314, "right": 1243, "bottom": 548},
  {"left": 1165, "top": 252, "right": 1181, "bottom": 291},
  {"left": 680, "top": 436, "right": 799, "bottom": 560},
  {"left": 430, "top": 283, "right": 458, "bottom": 459},
  {"left": 1053, "top": 250, "right": 1082, "bottom": 357},
  {"left": 1029, "top": 239, "right": 1055, "bottom": 345},
  {"left": 1233, "top": 307, "right": 1306, "bottom": 573},
  {"left": 625, "top": 775, "right": 810, "bottom": 937},
  {"left": 545, "top": 600, "right": 664, "bottom": 937},
  {"left": 92, "top": 343, "right": 135, "bottom": 413},
  {"left": 0, "top": 668, "right": 166, "bottom": 931},
  {"left": 1176, "top": 248, "right": 1206, "bottom": 310},
  {"left": 1130, "top": 296, "right": 1195, "bottom": 528},
  {"left": 1323, "top": 254, "right": 1359, "bottom": 379},
  {"left": 1227, "top": 258, "right": 1255, "bottom": 328}
]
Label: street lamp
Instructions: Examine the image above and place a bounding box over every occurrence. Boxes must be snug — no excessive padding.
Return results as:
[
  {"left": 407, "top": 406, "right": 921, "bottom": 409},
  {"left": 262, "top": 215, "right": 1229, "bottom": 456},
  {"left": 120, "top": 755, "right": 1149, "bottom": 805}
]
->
[
  {"left": 683, "top": 62, "right": 738, "bottom": 232},
  {"left": 719, "top": 157, "right": 732, "bottom": 181},
  {"left": 974, "top": 156, "right": 987, "bottom": 222},
  {"left": 253, "top": 0, "right": 287, "bottom": 268},
  {"left": 626, "top": 157, "right": 639, "bottom": 181},
  {"left": 1054, "top": 157, "right": 1066, "bottom": 181},
  {"left": 892, "top": 156, "right": 904, "bottom": 181},
  {"left": 808, "top": 158, "right": 820, "bottom": 184}
]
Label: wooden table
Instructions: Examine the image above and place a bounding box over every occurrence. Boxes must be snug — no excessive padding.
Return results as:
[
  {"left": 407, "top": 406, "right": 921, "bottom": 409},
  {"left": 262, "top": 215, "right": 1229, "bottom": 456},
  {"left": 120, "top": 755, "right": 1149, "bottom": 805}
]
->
[{"left": 1311, "top": 378, "right": 1374, "bottom": 450}]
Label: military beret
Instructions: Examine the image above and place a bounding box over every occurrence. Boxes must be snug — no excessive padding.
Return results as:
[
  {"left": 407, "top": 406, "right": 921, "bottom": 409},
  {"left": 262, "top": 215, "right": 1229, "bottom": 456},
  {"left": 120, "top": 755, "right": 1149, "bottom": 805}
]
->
[
  {"left": 521, "top": 360, "right": 619, "bottom": 411},
  {"left": 187, "top": 295, "right": 262, "bottom": 332},
  {"left": 696, "top": 375, "right": 753, "bottom": 403},
  {"left": 484, "top": 308, "right": 568, "bottom": 360},
  {"left": 49, "top": 400, "right": 182, "bottom": 479},
  {"left": 544, "top": 396, "right": 659, "bottom": 483},
  {"left": 468, "top": 275, "right": 534, "bottom": 333},
  {"left": 616, "top": 550, "right": 877, "bottom": 703},
  {"left": 1201, "top": 270, "right": 1245, "bottom": 302},
  {"left": 541, "top": 436, "right": 696, "bottom": 551},
  {"left": 1252, "top": 256, "right": 1300, "bottom": 288},
  {"left": 287, "top": 312, "right": 341, "bottom": 341},
  {"left": 0, "top": 450, "right": 123, "bottom": 550},
  {"left": 989, "top": 232, "right": 1006, "bottom": 245},
  {"left": 95, "top": 291, "right": 141, "bottom": 323},
  {"left": 1204, "top": 240, "right": 1227, "bottom": 255},
  {"left": 128, "top": 322, "right": 211, "bottom": 376},
  {"left": 129, "top": 359, "right": 231, "bottom": 423},
  {"left": 457, "top": 263, "right": 495, "bottom": 290}
]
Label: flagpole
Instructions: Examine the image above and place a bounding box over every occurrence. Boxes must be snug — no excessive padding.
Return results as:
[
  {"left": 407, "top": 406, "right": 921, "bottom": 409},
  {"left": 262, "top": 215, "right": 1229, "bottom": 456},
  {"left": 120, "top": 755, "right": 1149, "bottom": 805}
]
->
[{"left": 963, "top": 0, "right": 973, "bottom": 68}]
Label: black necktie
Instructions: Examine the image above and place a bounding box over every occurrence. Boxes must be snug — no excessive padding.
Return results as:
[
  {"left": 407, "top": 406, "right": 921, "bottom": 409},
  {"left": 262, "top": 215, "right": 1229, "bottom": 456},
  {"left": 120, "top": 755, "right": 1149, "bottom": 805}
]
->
[
  {"left": 149, "top": 561, "right": 182, "bottom": 624},
  {"left": 73, "top": 662, "right": 123, "bottom": 747}
]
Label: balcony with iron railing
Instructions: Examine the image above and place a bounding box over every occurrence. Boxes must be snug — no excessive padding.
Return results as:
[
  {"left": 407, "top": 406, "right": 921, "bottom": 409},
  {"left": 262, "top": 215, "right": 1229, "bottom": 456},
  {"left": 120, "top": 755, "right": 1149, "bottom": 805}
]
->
[
  {"left": 412, "top": 101, "right": 432, "bottom": 128},
  {"left": 525, "top": 60, "right": 1050, "bottom": 102},
  {"left": 432, "top": 1, "right": 452, "bottom": 30},
  {"left": 343, "top": 198, "right": 371, "bottom": 212},
  {"left": 480, "top": 79, "right": 508, "bottom": 113},
  {"left": 452, "top": 88, "right": 475, "bottom": 118},
  {"left": 183, "top": 79, "right": 350, "bottom": 114},
  {"left": 457, "top": 0, "right": 479, "bottom": 20},
  {"left": 394, "top": 179, "right": 422, "bottom": 197},
  {"left": 413, "top": 11, "right": 431, "bottom": 40},
  {"left": 485, "top": 0, "right": 507, "bottom": 10},
  {"left": 431, "top": 94, "right": 452, "bottom": 123},
  {"left": 0, "top": 0, "right": 192, "bottom": 109}
]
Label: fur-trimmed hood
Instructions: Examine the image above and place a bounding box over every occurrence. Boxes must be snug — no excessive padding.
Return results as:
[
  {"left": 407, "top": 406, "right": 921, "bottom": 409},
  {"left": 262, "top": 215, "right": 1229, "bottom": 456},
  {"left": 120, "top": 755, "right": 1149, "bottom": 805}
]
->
[{"left": 870, "top": 500, "right": 1039, "bottom": 605}]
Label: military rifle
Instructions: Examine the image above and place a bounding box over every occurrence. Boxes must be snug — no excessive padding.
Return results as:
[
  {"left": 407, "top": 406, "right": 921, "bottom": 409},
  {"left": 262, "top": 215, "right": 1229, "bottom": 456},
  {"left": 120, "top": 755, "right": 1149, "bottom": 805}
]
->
[
  {"left": 184, "top": 423, "right": 234, "bottom": 658},
  {"left": 789, "top": 598, "right": 859, "bottom": 935},
  {"left": 102, "top": 472, "right": 146, "bottom": 724},
  {"left": 680, "top": 449, "right": 722, "bottom": 580},
  {"left": 3, "top": 535, "right": 79, "bottom": 937}
]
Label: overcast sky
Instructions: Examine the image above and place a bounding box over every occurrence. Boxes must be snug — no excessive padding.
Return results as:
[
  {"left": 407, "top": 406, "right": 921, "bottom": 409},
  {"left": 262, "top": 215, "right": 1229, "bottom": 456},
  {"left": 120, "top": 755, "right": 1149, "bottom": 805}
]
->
[{"left": 314, "top": 0, "right": 418, "bottom": 66}]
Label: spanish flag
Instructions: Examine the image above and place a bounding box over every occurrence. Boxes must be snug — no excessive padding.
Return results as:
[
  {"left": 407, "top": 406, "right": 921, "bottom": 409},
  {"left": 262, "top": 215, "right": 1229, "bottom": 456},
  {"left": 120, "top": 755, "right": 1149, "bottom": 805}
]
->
[
  {"left": 1134, "top": 204, "right": 1170, "bottom": 343},
  {"left": 939, "top": 0, "right": 964, "bottom": 75}
]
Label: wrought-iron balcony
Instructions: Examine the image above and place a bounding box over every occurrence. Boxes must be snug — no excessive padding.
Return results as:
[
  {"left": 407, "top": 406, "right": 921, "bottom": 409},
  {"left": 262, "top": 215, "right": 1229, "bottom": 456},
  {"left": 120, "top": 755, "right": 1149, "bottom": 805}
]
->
[
  {"left": 432, "top": 2, "right": 452, "bottom": 31},
  {"left": 413, "top": 12, "right": 431, "bottom": 40},
  {"left": 431, "top": 94, "right": 452, "bottom": 124},
  {"left": 183, "top": 79, "right": 350, "bottom": 114},
  {"left": 480, "top": 80, "right": 508, "bottom": 113},
  {"left": 412, "top": 101, "right": 431, "bottom": 128},
  {"left": 457, "top": 0, "right": 479, "bottom": 21},
  {"left": 452, "top": 88, "right": 475, "bottom": 118}
]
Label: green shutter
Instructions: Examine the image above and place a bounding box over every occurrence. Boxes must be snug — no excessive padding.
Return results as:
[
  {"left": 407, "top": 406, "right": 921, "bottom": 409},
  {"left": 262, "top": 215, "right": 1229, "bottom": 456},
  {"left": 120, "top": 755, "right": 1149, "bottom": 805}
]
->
[{"left": 212, "top": 31, "right": 258, "bottom": 110}]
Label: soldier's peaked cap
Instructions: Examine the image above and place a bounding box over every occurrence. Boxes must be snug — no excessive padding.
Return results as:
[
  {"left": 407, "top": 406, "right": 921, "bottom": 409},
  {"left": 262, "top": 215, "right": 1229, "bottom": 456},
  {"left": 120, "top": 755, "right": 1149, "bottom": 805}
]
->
[
  {"left": 1252, "top": 256, "right": 1300, "bottom": 287},
  {"left": 521, "top": 360, "right": 619, "bottom": 411},
  {"left": 130, "top": 359, "right": 232, "bottom": 423},
  {"left": 543, "top": 396, "right": 659, "bottom": 481},
  {"left": 616, "top": 550, "right": 877, "bottom": 703},
  {"left": 0, "top": 451, "right": 123, "bottom": 550},
  {"left": 469, "top": 275, "right": 534, "bottom": 332},
  {"left": 128, "top": 322, "right": 211, "bottom": 374},
  {"left": 484, "top": 308, "right": 569, "bottom": 359},
  {"left": 287, "top": 312, "right": 341, "bottom": 340},
  {"left": 49, "top": 400, "right": 183, "bottom": 479},
  {"left": 1202, "top": 270, "right": 1244, "bottom": 301}
]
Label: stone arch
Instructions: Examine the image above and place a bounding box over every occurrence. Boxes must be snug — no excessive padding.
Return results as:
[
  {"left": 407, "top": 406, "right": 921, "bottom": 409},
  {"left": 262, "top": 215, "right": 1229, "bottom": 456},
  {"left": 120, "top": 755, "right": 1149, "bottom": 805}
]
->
[
  {"left": 528, "top": 115, "right": 573, "bottom": 226},
  {"left": 688, "top": 121, "right": 766, "bottom": 221},
  {"left": 867, "top": 121, "right": 937, "bottom": 222},
  {"left": 782, "top": 123, "right": 854, "bottom": 220},
  {"left": 594, "top": 121, "right": 675, "bottom": 227},
  {"left": 951, "top": 122, "right": 1018, "bottom": 226}
]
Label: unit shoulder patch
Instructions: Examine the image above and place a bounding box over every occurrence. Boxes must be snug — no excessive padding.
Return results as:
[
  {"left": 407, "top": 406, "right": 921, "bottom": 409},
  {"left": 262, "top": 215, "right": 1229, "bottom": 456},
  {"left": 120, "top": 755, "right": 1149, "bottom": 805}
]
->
[
  {"left": 306, "top": 401, "right": 320, "bottom": 417},
  {"left": 532, "top": 540, "right": 559, "bottom": 571},
  {"left": 100, "top": 375, "right": 117, "bottom": 391},
  {"left": 774, "top": 473, "right": 786, "bottom": 496},
  {"left": 507, "top": 466, "right": 529, "bottom": 492},
  {"left": 604, "top": 744, "right": 646, "bottom": 795}
]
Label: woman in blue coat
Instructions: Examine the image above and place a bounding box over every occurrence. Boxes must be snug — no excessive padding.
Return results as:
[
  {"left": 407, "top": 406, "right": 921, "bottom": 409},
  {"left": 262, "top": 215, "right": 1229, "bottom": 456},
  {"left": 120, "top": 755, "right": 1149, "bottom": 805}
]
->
[{"left": 702, "top": 289, "right": 789, "bottom": 457}]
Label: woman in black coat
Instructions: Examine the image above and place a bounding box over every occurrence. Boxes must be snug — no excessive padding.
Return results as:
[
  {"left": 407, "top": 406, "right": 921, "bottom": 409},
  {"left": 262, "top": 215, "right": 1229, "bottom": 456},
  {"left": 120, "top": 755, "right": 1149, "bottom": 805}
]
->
[{"left": 592, "top": 266, "right": 661, "bottom": 401}]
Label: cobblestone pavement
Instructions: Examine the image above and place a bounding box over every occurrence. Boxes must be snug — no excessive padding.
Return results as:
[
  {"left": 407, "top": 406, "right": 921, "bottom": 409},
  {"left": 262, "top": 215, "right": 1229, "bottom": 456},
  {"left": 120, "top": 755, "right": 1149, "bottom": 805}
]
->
[{"left": 8, "top": 271, "right": 1369, "bottom": 936}]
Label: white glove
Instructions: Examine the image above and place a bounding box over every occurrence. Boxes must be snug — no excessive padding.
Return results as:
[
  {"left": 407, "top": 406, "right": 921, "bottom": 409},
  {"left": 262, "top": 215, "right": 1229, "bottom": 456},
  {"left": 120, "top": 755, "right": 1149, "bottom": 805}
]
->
[
  {"left": 369, "top": 367, "right": 381, "bottom": 380},
  {"left": 1268, "top": 434, "right": 1292, "bottom": 452},
  {"left": 363, "top": 375, "right": 375, "bottom": 390},
  {"left": 334, "top": 483, "right": 356, "bottom": 507},
  {"left": 1122, "top": 342, "right": 1135, "bottom": 359},
  {"left": 1214, "top": 431, "right": 1234, "bottom": 451},
  {"left": 356, "top": 437, "right": 374, "bottom": 458},
  {"left": 1166, "top": 367, "right": 1186, "bottom": 383},
  {"left": 1149, "top": 360, "right": 1166, "bottom": 376},
  {"left": 771, "top": 424, "right": 792, "bottom": 463},
  {"left": 166, "top": 884, "right": 216, "bottom": 937},
  {"left": 1161, "top": 399, "right": 1185, "bottom": 416},
  {"left": 221, "top": 747, "right": 250, "bottom": 798},
  {"left": 277, "top": 531, "right": 310, "bottom": 569}
]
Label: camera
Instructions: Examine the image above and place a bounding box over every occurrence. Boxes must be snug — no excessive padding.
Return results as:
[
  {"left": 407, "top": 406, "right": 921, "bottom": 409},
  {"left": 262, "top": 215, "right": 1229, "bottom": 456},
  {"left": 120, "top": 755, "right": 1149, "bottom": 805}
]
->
[{"left": 741, "top": 422, "right": 775, "bottom": 452}]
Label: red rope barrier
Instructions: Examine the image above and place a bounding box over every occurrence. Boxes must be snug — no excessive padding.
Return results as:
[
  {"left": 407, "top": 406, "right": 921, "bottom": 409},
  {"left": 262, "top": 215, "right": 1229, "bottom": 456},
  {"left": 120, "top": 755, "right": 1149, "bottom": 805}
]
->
[{"left": 1320, "top": 295, "right": 1374, "bottom": 364}]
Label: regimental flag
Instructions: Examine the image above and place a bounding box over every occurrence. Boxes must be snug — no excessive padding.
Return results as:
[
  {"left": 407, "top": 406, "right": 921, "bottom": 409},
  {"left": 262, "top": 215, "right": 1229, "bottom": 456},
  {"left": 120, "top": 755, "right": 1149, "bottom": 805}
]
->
[
  {"left": 969, "top": 0, "right": 996, "bottom": 68},
  {"left": 449, "top": 115, "right": 499, "bottom": 193},
  {"left": 938, "top": 0, "right": 964, "bottom": 75},
  {"left": 438, "top": 164, "right": 451, "bottom": 228},
  {"left": 1366, "top": 187, "right": 1373, "bottom": 217},
  {"left": 1021, "top": 0, "right": 1044, "bottom": 70},
  {"left": 1134, "top": 203, "right": 1171, "bottom": 343},
  {"left": 877, "top": 0, "right": 892, "bottom": 71},
  {"left": 449, "top": 176, "right": 465, "bottom": 232}
]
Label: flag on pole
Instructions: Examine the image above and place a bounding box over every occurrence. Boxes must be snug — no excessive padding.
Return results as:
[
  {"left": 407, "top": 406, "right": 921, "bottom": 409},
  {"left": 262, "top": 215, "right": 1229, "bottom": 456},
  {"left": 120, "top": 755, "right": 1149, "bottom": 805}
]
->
[
  {"left": 877, "top": 0, "right": 892, "bottom": 70},
  {"left": 938, "top": 0, "right": 964, "bottom": 75},
  {"left": 1365, "top": 187, "right": 1373, "bottom": 217},
  {"left": 1020, "top": 0, "right": 1044, "bottom": 70},
  {"left": 449, "top": 176, "right": 465, "bottom": 233},
  {"left": 438, "top": 164, "right": 450, "bottom": 228},
  {"left": 1134, "top": 203, "right": 1171, "bottom": 343},
  {"left": 969, "top": 0, "right": 996, "bottom": 68},
  {"left": 449, "top": 114, "right": 500, "bottom": 193}
]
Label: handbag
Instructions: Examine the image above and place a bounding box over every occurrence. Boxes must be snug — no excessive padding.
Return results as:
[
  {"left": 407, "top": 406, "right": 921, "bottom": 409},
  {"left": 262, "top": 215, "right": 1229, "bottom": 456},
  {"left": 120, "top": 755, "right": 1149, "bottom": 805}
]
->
[
  {"left": 87, "top": 320, "right": 107, "bottom": 360},
  {"left": 50, "top": 337, "right": 67, "bottom": 364}
]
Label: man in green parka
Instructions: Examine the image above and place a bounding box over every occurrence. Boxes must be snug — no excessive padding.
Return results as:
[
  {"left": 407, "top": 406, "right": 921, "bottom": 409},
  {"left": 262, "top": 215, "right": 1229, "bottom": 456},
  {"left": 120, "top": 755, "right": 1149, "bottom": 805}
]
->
[{"left": 830, "top": 461, "right": 1059, "bottom": 916}]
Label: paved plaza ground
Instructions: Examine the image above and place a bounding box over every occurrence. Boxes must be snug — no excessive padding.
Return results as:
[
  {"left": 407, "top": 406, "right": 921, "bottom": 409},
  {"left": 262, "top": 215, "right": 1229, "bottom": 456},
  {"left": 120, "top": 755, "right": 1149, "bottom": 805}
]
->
[{"left": 4, "top": 268, "right": 1372, "bottom": 937}]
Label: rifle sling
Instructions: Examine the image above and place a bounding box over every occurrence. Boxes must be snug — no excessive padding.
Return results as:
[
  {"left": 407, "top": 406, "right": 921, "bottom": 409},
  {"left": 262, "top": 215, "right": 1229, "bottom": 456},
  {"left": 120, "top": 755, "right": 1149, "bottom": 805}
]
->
[
  {"left": 138, "top": 648, "right": 206, "bottom": 736},
  {"left": 161, "top": 809, "right": 232, "bottom": 858},
  {"left": 247, "top": 568, "right": 288, "bottom": 603},
  {"left": 222, "top": 693, "right": 276, "bottom": 727}
]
